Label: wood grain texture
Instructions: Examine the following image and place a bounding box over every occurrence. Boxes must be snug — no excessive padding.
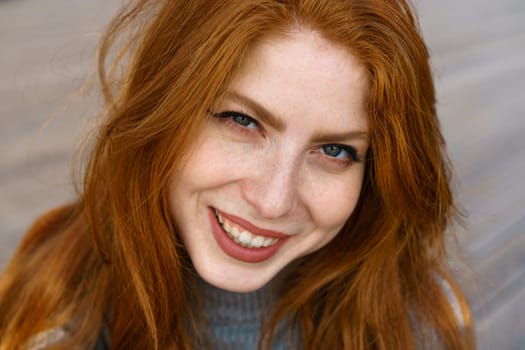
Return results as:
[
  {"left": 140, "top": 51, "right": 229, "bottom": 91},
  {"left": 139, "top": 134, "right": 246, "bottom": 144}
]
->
[{"left": 1, "top": 0, "right": 523, "bottom": 348}]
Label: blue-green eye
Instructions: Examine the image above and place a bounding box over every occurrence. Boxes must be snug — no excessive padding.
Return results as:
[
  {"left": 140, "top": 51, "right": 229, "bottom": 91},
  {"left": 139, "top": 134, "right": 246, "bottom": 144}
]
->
[
  {"left": 214, "top": 111, "right": 259, "bottom": 129},
  {"left": 231, "top": 113, "right": 257, "bottom": 128},
  {"left": 321, "top": 144, "right": 360, "bottom": 162}
]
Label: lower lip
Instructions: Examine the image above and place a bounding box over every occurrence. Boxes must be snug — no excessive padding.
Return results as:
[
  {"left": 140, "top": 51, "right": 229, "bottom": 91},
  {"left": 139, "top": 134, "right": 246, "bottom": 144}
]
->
[{"left": 208, "top": 208, "right": 287, "bottom": 263}]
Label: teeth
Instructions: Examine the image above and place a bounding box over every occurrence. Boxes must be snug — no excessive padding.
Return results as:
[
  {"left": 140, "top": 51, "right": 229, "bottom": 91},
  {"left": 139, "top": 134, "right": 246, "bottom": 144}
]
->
[
  {"left": 239, "top": 231, "right": 253, "bottom": 244},
  {"left": 263, "top": 238, "right": 277, "bottom": 247},
  {"left": 215, "top": 210, "right": 280, "bottom": 249},
  {"left": 251, "top": 236, "right": 264, "bottom": 248},
  {"left": 262, "top": 238, "right": 273, "bottom": 247},
  {"left": 230, "top": 226, "right": 240, "bottom": 238}
]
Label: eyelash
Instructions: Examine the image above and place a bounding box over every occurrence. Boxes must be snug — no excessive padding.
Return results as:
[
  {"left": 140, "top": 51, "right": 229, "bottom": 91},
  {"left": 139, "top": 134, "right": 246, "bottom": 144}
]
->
[
  {"left": 211, "top": 110, "right": 261, "bottom": 134},
  {"left": 321, "top": 144, "right": 361, "bottom": 163},
  {"left": 210, "top": 109, "right": 361, "bottom": 165}
]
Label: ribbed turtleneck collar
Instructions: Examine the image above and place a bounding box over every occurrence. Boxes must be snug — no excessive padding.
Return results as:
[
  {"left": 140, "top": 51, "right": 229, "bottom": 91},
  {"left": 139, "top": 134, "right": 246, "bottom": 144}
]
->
[
  {"left": 193, "top": 271, "right": 301, "bottom": 350},
  {"left": 198, "top": 276, "right": 276, "bottom": 326}
]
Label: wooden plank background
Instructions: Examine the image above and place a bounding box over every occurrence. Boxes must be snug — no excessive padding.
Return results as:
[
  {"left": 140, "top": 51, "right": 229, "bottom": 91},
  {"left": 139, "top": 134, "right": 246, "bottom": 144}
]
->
[{"left": 1, "top": 0, "right": 523, "bottom": 348}]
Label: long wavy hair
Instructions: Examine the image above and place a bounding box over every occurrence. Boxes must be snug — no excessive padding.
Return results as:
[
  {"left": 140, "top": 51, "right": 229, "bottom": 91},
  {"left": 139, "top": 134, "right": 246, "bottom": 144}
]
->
[{"left": 0, "top": 0, "right": 474, "bottom": 349}]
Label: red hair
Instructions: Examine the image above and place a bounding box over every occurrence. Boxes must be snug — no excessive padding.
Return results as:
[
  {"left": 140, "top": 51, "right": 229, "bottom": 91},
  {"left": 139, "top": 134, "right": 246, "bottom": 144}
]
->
[{"left": 0, "top": 1, "right": 474, "bottom": 349}]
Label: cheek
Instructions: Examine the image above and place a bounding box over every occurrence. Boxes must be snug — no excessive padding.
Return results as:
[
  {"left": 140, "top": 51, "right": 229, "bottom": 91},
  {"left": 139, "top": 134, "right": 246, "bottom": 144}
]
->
[
  {"left": 305, "top": 169, "right": 365, "bottom": 232},
  {"left": 174, "top": 136, "right": 245, "bottom": 188}
]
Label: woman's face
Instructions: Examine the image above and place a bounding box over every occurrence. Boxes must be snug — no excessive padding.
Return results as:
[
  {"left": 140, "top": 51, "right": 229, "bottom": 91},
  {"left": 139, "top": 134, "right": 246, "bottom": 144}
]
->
[{"left": 169, "top": 29, "right": 369, "bottom": 292}]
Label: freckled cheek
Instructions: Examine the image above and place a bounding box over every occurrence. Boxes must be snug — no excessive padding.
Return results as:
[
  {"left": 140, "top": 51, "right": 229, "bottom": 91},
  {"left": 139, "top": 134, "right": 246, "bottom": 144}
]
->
[
  {"left": 305, "top": 174, "right": 364, "bottom": 232},
  {"left": 177, "top": 138, "right": 258, "bottom": 186}
]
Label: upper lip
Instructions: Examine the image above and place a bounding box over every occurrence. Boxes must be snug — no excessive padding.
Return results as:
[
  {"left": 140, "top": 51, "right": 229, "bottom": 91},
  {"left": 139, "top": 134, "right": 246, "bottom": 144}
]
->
[{"left": 213, "top": 208, "right": 290, "bottom": 239}]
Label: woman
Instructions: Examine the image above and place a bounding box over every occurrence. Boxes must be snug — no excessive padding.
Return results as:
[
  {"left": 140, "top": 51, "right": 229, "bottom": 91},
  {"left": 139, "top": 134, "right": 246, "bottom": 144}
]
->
[{"left": 0, "top": 0, "right": 474, "bottom": 349}]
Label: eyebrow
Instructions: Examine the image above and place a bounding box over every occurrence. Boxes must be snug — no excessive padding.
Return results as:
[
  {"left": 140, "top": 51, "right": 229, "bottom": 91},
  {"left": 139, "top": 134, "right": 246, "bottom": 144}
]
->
[
  {"left": 225, "top": 90, "right": 286, "bottom": 131},
  {"left": 225, "top": 90, "right": 369, "bottom": 143},
  {"left": 311, "top": 130, "right": 369, "bottom": 144}
]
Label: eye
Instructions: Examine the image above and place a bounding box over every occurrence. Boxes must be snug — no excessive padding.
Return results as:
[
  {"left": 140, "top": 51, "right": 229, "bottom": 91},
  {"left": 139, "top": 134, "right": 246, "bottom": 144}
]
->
[
  {"left": 214, "top": 111, "right": 259, "bottom": 129},
  {"left": 321, "top": 144, "right": 360, "bottom": 162},
  {"left": 231, "top": 113, "right": 257, "bottom": 128}
]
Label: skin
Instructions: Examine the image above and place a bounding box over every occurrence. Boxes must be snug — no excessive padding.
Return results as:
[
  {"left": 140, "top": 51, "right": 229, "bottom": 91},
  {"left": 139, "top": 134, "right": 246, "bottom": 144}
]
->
[{"left": 169, "top": 28, "right": 369, "bottom": 292}]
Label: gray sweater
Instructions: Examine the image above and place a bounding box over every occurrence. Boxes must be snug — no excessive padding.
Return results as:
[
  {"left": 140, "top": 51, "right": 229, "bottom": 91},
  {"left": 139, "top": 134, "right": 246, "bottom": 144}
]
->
[{"left": 195, "top": 276, "right": 300, "bottom": 350}]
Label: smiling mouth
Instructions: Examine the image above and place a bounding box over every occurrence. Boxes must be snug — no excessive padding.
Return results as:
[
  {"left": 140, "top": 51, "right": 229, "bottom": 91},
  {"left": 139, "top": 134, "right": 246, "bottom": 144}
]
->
[{"left": 213, "top": 209, "right": 280, "bottom": 249}]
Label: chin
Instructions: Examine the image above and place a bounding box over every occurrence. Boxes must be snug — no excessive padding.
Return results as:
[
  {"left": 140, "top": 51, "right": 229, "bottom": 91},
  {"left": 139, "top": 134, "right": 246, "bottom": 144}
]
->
[{"left": 192, "top": 257, "right": 287, "bottom": 293}]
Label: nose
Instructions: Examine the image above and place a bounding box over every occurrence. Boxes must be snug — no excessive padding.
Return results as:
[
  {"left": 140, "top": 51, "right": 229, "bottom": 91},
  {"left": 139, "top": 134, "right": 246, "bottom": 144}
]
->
[{"left": 241, "top": 154, "right": 299, "bottom": 219}]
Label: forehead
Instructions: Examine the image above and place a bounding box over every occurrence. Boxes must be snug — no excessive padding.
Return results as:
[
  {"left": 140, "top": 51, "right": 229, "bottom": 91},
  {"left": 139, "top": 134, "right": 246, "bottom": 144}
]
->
[
  {"left": 226, "top": 28, "right": 369, "bottom": 132},
  {"left": 243, "top": 28, "right": 365, "bottom": 83}
]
